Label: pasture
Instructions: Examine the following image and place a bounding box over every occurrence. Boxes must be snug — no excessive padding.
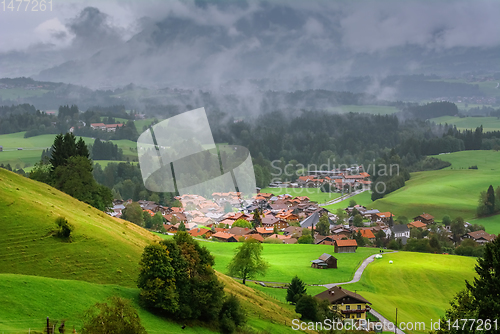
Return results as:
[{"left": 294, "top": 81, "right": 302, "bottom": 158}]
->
[
  {"left": 260, "top": 187, "right": 341, "bottom": 204},
  {"left": 430, "top": 116, "right": 500, "bottom": 132},
  {"left": 345, "top": 251, "right": 477, "bottom": 334},
  {"left": 156, "top": 234, "right": 381, "bottom": 285}
]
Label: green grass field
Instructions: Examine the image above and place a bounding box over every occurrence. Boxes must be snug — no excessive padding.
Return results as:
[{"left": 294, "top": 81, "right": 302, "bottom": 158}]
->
[
  {"left": 370, "top": 150, "right": 500, "bottom": 228},
  {"left": 0, "top": 88, "right": 49, "bottom": 100},
  {"left": 431, "top": 116, "right": 500, "bottom": 132},
  {"left": 429, "top": 150, "right": 500, "bottom": 170},
  {"left": 0, "top": 169, "right": 309, "bottom": 334},
  {"left": 0, "top": 168, "right": 158, "bottom": 286},
  {"left": 0, "top": 274, "right": 213, "bottom": 334},
  {"left": 323, "top": 191, "right": 373, "bottom": 212},
  {"left": 0, "top": 132, "right": 138, "bottom": 166},
  {"left": 156, "top": 235, "right": 381, "bottom": 285},
  {"left": 324, "top": 105, "right": 399, "bottom": 115},
  {"left": 345, "top": 251, "right": 477, "bottom": 334},
  {"left": 260, "top": 187, "right": 341, "bottom": 204}
]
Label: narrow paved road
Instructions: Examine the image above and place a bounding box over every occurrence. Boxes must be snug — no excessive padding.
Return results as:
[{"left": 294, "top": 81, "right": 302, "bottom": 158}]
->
[
  {"left": 369, "top": 308, "right": 406, "bottom": 334},
  {"left": 319, "top": 189, "right": 366, "bottom": 207},
  {"left": 322, "top": 251, "right": 398, "bottom": 288}
]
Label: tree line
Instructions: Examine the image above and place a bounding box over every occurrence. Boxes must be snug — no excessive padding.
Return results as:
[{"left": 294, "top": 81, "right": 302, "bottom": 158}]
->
[{"left": 30, "top": 133, "right": 113, "bottom": 211}]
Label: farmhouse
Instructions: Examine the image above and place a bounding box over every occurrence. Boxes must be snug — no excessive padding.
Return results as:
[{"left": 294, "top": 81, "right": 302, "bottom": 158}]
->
[
  {"left": 464, "top": 230, "right": 496, "bottom": 244},
  {"left": 334, "top": 239, "right": 358, "bottom": 253},
  {"left": 390, "top": 224, "right": 410, "bottom": 243},
  {"left": 188, "top": 228, "right": 212, "bottom": 238},
  {"left": 311, "top": 253, "right": 338, "bottom": 269},
  {"left": 414, "top": 213, "right": 434, "bottom": 225},
  {"left": 315, "top": 286, "right": 371, "bottom": 322},
  {"left": 212, "top": 232, "right": 238, "bottom": 242}
]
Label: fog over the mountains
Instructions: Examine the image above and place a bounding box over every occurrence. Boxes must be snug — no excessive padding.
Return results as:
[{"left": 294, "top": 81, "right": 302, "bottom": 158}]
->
[{"left": 1, "top": 0, "right": 499, "bottom": 90}]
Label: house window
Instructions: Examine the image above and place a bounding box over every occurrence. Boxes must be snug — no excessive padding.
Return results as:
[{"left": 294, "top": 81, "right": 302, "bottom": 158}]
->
[
  {"left": 357, "top": 313, "right": 361, "bottom": 318},
  {"left": 357, "top": 305, "right": 361, "bottom": 310},
  {"left": 346, "top": 305, "right": 350, "bottom": 310}
]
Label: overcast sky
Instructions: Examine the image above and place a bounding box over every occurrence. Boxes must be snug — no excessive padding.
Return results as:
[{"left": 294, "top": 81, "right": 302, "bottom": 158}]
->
[
  {"left": 1, "top": 0, "right": 499, "bottom": 88},
  {"left": 2, "top": 0, "right": 499, "bottom": 53}
]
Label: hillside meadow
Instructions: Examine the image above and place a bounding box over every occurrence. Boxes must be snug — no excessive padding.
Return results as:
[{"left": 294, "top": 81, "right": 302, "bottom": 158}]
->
[
  {"left": 0, "top": 168, "right": 158, "bottom": 286},
  {"left": 156, "top": 234, "right": 381, "bottom": 284},
  {"left": 372, "top": 150, "right": 500, "bottom": 231},
  {"left": 0, "top": 169, "right": 311, "bottom": 334},
  {"left": 430, "top": 116, "right": 500, "bottom": 132},
  {"left": 260, "top": 187, "right": 340, "bottom": 204},
  {"left": 0, "top": 132, "right": 138, "bottom": 167},
  {"left": 345, "top": 251, "right": 477, "bottom": 334}
]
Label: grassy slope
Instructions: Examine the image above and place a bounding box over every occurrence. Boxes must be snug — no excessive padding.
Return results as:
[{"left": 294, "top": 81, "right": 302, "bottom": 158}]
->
[
  {"left": 260, "top": 187, "right": 340, "bottom": 204},
  {"left": 323, "top": 191, "right": 373, "bottom": 212},
  {"left": 0, "top": 168, "right": 158, "bottom": 286},
  {"left": 0, "top": 169, "right": 310, "bottom": 334},
  {"left": 345, "top": 251, "right": 477, "bottom": 334},
  {"left": 0, "top": 132, "right": 137, "bottom": 166},
  {"left": 0, "top": 273, "right": 307, "bottom": 334},
  {"left": 431, "top": 116, "right": 500, "bottom": 132},
  {"left": 372, "top": 151, "right": 500, "bottom": 228},
  {"left": 156, "top": 235, "right": 380, "bottom": 284}
]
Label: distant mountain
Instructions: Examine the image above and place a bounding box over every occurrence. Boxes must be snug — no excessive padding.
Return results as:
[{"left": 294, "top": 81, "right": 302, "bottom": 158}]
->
[{"left": 32, "top": 3, "right": 500, "bottom": 90}]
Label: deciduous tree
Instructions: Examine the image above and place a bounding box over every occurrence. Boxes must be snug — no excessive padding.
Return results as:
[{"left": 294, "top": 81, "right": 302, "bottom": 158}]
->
[{"left": 227, "top": 239, "right": 268, "bottom": 284}]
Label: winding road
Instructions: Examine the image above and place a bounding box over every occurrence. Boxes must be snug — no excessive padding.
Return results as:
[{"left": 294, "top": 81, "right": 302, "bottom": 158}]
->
[{"left": 249, "top": 250, "right": 406, "bottom": 333}]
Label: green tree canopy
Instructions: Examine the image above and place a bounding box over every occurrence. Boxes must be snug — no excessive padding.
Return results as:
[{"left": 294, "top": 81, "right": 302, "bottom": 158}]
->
[
  {"left": 286, "top": 276, "right": 307, "bottom": 305},
  {"left": 436, "top": 237, "right": 500, "bottom": 333},
  {"left": 232, "top": 219, "right": 252, "bottom": 229},
  {"left": 122, "top": 202, "right": 145, "bottom": 227},
  {"left": 316, "top": 214, "right": 330, "bottom": 236},
  {"left": 81, "top": 296, "right": 147, "bottom": 334},
  {"left": 138, "top": 232, "right": 225, "bottom": 322},
  {"left": 227, "top": 239, "right": 269, "bottom": 284}
]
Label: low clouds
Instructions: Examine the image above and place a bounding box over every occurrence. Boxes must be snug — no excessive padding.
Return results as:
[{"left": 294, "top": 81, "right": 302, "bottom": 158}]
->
[{"left": 1, "top": 0, "right": 499, "bottom": 88}]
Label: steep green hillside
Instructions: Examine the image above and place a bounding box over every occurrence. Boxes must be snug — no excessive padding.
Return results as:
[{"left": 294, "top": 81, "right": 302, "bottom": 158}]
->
[
  {"left": 0, "top": 273, "right": 307, "bottom": 334},
  {"left": 0, "top": 168, "right": 158, "bottom": 286}
]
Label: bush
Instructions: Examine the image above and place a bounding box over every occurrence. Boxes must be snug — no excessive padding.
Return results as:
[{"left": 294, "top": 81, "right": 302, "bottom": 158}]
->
[
  {"left": 55, "top": 217, "right": 74, "bottom": 239},
  {"left": 295, "top": 295, "right": 318, "bottom": 321},
  {"left": 81, "top": 296, "right": 146, "bottom": 334},
  {"left": 219, "top": 294, "right": 246, "bottom": 334}
]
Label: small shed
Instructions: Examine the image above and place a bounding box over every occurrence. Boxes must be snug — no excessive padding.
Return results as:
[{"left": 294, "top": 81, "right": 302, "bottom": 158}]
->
[
  {"left": 0, "top": 145, "right": 3, "bottom": 152},
  {"left": 334, "top": 239, "right": 358, "bottom": 253},
  {"left": 311, "top": 253, "right": 338, "bottom": 269}
]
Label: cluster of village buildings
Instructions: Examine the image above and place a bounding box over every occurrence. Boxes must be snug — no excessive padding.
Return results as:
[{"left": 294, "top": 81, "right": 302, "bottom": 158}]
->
[{"left": 109, "top": 186, "right": 496, "bottom": 256}]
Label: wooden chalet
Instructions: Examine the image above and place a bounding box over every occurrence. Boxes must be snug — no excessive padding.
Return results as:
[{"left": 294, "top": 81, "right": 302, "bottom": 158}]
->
[
  {"left": 334, "top": 239, "right": 358, "bottom": 253},
  {"left": 311, "top": 253, "right": 338, "bottom": 269},
  {"left": 413, "top": 213, "right": 434, "bottom": 225},
  {"left": 212, "top": 232, "right": 238, "bottom": 242}
]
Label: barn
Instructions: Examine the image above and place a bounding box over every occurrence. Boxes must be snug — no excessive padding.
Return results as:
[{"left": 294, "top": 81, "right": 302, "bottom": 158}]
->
[
  {"left": 311, "top": 253, "right": 338, "bottom": 269},
  {"left": 334, "top": 239, "right": 358, "bottom": 253}
]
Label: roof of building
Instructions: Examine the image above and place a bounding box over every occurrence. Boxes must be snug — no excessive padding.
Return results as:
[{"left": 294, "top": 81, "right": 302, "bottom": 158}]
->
[
  {"left": 468, "top": 230, "right": 496, "bottom": 241},
  {"left": 408, "top": 221, "right": 427, "bottom": 229},
  {"left": 315, "top": 286, "right": 371, "bottom": 305},
  {"left": 335, "top": 239, "right": 358, "bottom": 247},
  {"left": 415, "top": 213, "right": 434, "bottom": 220}
]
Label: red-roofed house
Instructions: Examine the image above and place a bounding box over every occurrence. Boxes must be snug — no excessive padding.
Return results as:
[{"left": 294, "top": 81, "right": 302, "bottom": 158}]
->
[
  {"left": 212, "top": 232, "right": 238, "bottom": 242},
  {"left": 407, "top": 221, "right": 427, "bottom": 230}
]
